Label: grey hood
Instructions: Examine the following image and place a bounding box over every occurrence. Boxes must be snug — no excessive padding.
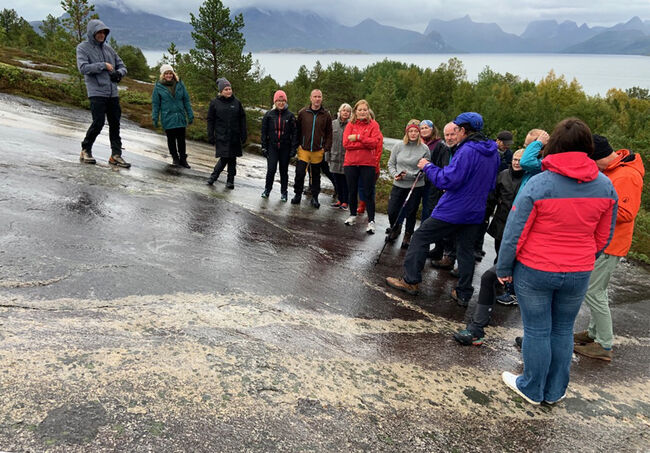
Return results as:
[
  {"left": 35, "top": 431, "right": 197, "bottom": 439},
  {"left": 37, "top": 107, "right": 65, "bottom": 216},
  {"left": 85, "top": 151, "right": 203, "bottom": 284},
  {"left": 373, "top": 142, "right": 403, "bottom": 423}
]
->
[{"left": 87, "top": 19, "right": 110, "bottom": 44}]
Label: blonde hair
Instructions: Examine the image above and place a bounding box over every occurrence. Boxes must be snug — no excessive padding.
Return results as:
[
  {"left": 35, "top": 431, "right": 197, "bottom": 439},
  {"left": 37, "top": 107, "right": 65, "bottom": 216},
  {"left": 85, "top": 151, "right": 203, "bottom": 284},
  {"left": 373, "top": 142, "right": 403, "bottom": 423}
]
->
[
  {"left": 350, "top": 99, "right": 371, "bottom": 123},
  {"left": 513, "top": 148, "right": 525, "bottom": 159},
  {"left": 403, "top": 119, "right": 423, "bottom": 145},
  {"left": 159, "top": 70, "right": 179, "bottom": 82}
]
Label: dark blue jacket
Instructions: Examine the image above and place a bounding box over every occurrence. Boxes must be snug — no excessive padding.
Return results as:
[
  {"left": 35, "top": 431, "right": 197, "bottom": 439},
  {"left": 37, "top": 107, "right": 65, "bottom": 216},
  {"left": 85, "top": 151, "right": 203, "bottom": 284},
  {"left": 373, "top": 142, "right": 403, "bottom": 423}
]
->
[{"left": 423, "top": 134, "right": 500, "bottom": 224}]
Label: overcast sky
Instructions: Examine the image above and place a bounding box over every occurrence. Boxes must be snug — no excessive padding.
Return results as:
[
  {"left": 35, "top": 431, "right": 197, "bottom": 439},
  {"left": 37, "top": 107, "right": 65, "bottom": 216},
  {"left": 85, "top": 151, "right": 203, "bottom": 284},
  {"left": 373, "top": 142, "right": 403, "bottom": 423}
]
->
[{"left": 9, "top": 0, "right": 650, "bottom": 34}]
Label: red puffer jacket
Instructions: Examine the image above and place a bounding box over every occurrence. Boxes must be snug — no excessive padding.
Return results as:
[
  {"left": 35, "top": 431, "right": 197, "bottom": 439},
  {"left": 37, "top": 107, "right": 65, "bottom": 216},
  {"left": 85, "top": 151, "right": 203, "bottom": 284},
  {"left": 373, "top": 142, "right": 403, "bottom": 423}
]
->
[{"left": 342, "top": 119, "right": 381, "bottom": 167}]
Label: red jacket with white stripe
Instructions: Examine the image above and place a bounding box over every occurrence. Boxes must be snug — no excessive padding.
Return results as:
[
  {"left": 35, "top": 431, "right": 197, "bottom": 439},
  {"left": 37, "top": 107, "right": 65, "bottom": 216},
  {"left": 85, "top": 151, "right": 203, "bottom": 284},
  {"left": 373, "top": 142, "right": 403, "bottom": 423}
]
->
[{"left": 496, "top": 152, "right": 618, "bottom": 276}]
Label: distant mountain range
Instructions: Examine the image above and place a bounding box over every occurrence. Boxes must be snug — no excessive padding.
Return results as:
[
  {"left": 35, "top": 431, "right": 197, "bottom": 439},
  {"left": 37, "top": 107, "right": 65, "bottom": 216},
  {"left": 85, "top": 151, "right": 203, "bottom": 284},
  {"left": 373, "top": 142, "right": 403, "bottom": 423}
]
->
[{"left": 31, "top": 5, "right": 650, "bottom": 55}]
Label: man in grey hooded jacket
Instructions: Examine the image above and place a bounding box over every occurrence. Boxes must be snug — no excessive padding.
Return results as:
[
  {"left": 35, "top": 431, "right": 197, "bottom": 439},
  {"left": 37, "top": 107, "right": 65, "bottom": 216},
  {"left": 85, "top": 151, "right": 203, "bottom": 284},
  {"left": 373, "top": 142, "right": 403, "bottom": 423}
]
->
[{"left": 76, "top": 19, "right": 130, "bottom": 167}]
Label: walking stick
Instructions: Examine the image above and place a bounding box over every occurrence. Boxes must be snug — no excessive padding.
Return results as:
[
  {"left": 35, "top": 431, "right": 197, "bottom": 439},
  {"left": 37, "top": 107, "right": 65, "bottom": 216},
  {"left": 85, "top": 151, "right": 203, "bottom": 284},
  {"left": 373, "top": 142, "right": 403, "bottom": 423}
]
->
[{"left": 375, "top": 170, "right": 423, "bottom": 266}]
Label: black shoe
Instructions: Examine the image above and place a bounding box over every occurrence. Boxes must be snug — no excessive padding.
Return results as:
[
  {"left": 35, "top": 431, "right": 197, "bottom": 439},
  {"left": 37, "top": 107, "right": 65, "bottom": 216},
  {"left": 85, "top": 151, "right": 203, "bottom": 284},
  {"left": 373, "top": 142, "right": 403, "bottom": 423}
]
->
[
  {"left": 261, "top": 190, "right": 270, "bottom": 198},
  {"left": 310, "top": 196, "right": 320, "bottom": 209},
  {"left": 280, "top": 193, "right": 288, "bottom": 202},
  {"left": 206, "top": 178, "right": 215, "bottom": 186},
  {"left": 179, "top": 160, "right": 191, "bottom": 169},
  {"left": 172, "top": 157, "right": 180, "bottom": 166},
  {"left": 515, "top": 336, "right": 523, "bottom": 349},
  {"left": 450, "top": 267, "right": 459, "bottom": 278},
  {"left": 290, "top": 194, "right": 301, "bottom": 204},
  {"left": 225, "top": 181, "right": 235, "bottom": 190}
]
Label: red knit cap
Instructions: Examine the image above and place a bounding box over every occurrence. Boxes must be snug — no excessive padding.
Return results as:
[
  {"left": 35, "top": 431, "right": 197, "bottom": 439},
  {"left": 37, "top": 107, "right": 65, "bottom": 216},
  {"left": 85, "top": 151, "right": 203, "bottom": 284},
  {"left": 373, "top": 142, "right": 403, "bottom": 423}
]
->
[{"left": 273, "top": 90, "right": 287, "bottom": 103}]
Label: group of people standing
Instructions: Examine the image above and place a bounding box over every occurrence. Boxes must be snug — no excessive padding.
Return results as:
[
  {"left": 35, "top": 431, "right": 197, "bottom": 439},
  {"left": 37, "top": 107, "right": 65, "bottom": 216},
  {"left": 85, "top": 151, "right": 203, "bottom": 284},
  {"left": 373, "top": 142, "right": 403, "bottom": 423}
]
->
[
  {"left": 384, "top": 111, "right": 644, "bottom": 407},
  {"left": 76, "top": 19, "right": 645, "bottom": 409}
]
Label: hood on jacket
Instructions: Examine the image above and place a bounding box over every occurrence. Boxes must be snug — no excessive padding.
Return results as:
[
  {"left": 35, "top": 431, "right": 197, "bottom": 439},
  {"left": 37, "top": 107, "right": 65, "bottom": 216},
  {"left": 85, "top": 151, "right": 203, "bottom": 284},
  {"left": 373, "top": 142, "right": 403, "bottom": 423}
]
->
[
  {"left": 608, "top": 149, "right": 646, "bottom": 178},
  {"left": 460, "top": 136, "right": 498, "bottom": 157},
  {"left": 87, "top": 19, "right": 109, "bottom": 44},
  {"left": 542, "top": 152, "right": 599, "bottom": 183}
]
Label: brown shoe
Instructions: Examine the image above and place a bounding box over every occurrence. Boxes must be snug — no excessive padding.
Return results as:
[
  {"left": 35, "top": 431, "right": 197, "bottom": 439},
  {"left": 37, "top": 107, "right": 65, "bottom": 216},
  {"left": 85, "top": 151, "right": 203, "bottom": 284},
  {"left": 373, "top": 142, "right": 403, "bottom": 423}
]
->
[
  {"left": 431, "top": 255, "right": 454, "bottom": 269},
  {"left": 574, "top": 342, "right": 612, "bottom": 361},
  {"left": 79, "top": 149, "right": 96, "bottom": 164},
  {"left": 386, "top": 277, "right": 419, "bottom": 295},
  {"left": 109, "top": 154, "right": 131, "bottom": 168},
  {"left": 574, "top": 330, "right": 594, "bottom": 344}
]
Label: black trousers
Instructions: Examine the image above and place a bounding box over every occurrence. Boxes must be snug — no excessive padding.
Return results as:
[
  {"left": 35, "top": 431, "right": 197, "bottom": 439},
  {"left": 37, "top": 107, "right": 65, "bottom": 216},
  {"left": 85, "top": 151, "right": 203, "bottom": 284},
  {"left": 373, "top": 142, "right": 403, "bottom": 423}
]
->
[
  {"left": 345, "top": 165, "right": 376, "bottom": 222},
  {"left": 464, "top": 266, "right": 501, "bottom": 338},
  {"left": 321, "top": 160, "right": 336, "bottom": 187},
  {"left": 294, "top": 160, "right": 321, "bottom": 197},
  {"left": 82, "top": 96, "right": 122, "bottom": 155},
  {"left": 210, "top": 157, "right": 237, "bottom": 183},
  {"left": 265, "top": 149, "right": 290, "bottom": 194},
  {"left": 333, "top": 173, "right": 348, "bottom": 203},
  {"left": 403, "top": 217, "right": 480, "bottom": 301},
  {"left": 165, "top": 127, "right": 187, "bottom": 161},
  {"left": 387, "top": 185, "right": 424, "bottom": 235}
]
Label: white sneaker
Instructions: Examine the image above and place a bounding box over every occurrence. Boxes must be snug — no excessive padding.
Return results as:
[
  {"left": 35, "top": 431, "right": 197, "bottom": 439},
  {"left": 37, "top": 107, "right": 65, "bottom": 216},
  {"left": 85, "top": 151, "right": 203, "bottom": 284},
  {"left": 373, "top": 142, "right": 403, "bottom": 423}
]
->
[
  {"left": 501, "top": 371, "right": 540, "bottom": 405},
  {"left": 544, "top": 393, "right": 566, "bottom": 405},
  {"left": 366, "top": 220, "right": 375, "bottom": 234},
  {"left": 344, "top": 216, "right": 356, "bottom": 225}
]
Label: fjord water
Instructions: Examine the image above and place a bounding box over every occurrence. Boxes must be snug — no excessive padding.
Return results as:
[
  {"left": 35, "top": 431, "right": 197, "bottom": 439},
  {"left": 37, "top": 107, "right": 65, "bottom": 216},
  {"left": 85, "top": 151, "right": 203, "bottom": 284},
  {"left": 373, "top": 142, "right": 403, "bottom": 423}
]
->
[{"left": 142, "top": 51, "right": 650, "bottom": 96}]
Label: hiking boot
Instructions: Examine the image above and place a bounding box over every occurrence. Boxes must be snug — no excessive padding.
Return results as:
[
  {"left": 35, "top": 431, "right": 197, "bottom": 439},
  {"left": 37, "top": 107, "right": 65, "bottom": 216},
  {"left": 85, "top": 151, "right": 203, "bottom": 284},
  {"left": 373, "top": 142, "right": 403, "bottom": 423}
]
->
[
  {"left": 357, "top": 201, "right": 366, "bottom": 215},
  {"left": 310, "top": 196, "right": 320, "bottom": 209},
  {"left": 573, "top": 330, "right": 594, "bottom": 344},
  {"left": 79, "top": 149, "right": 96, "bottom": 164},
  {"left": 385, "top": 276, "right": 419, "bottom": 295},
  {"left": 109, "top": 155, "right": 131, "bottom": 168},
  {"left": 179, "top": 159, "right": 191, "bottom": 169},
  {"left": 453, "top": 329, "right": 484, "bottom": 346},
  {"left": 496, "top": 293, "right": 518, "bottom": 306},
  {"left": 366, "top": 220, "right": 375, "bottom": 234},
  {"left": 574, "top": 342, "right": 612, "bottom": 361},
  {"left": 387, "top": 224, "right": 402, "bottom": 242},
  {"left": 401, "top": 232, "right": 412, "bottom": 249},
  {"left": 344, "top": 216, "right": 356, "bottom": 226},
  {"left": 474, "top": 250, "right": 484, "bottom": 262},
  {"left": 172, "top": 157, "right": 180, "bottom": 166},
  {"left": 450, "top": 288, "right": 469, "bottom": 307},
  {"left": 261, "top": 190, "right": 270, "bottom": 198},
  {"left": 280, "top": 192, "right": 288, "bottom": 202},
  {"left": 431, "top": 255, "right": 454, "bottom": 269},
  {"left": 290, "top": 194, "right": 302, "bottom": 204},
  {"left": 225, "top": 181, "right": 235, "bottom": 189},
  {"left": 331, "top": 201, "right": 342, "bottom": 208},
  {"left": 450, "top": 267, "right": 459, "bottom": 278},
  {"left": 502, "top": 372, "right": 540, "bottom": 405},
  {"left": 206, "top": 178, "right": 215, "bottom": 186},
  {"left": 515, "top": 336, "right": 523, "bottom": 349}
]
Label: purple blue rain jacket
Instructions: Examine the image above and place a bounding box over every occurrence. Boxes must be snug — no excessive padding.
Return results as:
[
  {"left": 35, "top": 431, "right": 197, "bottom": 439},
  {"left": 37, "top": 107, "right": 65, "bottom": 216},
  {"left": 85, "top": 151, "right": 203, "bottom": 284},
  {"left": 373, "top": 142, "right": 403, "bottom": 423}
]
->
[{"left": 422, "top": 134, "right": 500, "bottom": 224}]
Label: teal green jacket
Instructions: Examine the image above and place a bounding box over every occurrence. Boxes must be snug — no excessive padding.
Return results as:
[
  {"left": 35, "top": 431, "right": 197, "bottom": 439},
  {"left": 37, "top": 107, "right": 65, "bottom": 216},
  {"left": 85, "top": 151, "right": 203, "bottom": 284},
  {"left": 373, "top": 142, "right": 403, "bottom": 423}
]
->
[{"left": 151, "top": 79, "right": 194, "bottom": 130}]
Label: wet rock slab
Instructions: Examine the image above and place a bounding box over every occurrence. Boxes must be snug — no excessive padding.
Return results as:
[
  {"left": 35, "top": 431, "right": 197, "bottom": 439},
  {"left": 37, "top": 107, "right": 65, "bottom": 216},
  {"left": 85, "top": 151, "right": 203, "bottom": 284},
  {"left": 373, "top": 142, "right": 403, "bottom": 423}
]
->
[{"left": 0, "top": 94, "right": 649, "bottom": 452}]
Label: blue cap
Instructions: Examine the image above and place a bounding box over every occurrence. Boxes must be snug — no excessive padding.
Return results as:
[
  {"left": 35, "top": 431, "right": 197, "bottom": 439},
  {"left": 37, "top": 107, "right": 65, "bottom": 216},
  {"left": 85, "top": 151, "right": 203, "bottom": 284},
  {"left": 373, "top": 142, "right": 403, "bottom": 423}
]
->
[{"left": 453, "top": 112, "right": 483, "bottom": 131}]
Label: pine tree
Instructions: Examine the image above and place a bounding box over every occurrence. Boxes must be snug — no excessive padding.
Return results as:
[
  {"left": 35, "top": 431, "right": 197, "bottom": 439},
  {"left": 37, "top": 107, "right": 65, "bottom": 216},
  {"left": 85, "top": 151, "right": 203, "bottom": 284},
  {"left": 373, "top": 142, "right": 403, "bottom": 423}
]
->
[{"left": 188, "top": 0, "right": 252, "bottom": 100}]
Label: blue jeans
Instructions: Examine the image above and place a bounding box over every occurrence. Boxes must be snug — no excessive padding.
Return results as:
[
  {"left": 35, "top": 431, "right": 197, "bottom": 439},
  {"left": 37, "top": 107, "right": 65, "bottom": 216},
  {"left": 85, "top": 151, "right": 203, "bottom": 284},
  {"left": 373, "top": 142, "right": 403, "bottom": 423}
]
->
[{"left": 514, "top": 262, "right": 591, "bottom": 403}]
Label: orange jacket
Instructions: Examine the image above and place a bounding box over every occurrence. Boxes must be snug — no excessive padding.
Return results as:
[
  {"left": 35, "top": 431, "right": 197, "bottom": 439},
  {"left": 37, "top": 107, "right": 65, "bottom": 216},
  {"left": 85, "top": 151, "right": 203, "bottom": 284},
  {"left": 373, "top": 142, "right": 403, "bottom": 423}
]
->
[{"left": 603, "top": 149, "right": 645, "bottom": 256}]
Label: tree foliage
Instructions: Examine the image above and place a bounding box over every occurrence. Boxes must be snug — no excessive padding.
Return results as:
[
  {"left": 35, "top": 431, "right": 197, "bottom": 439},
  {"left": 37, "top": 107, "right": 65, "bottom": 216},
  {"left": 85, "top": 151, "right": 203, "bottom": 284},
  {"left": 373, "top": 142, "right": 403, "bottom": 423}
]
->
[
  {"left": 188, "top": 0, "right": 252, "bottom": 101},
  {"left": 0, "top": 8, "right": 42, "bottom": 49}
]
